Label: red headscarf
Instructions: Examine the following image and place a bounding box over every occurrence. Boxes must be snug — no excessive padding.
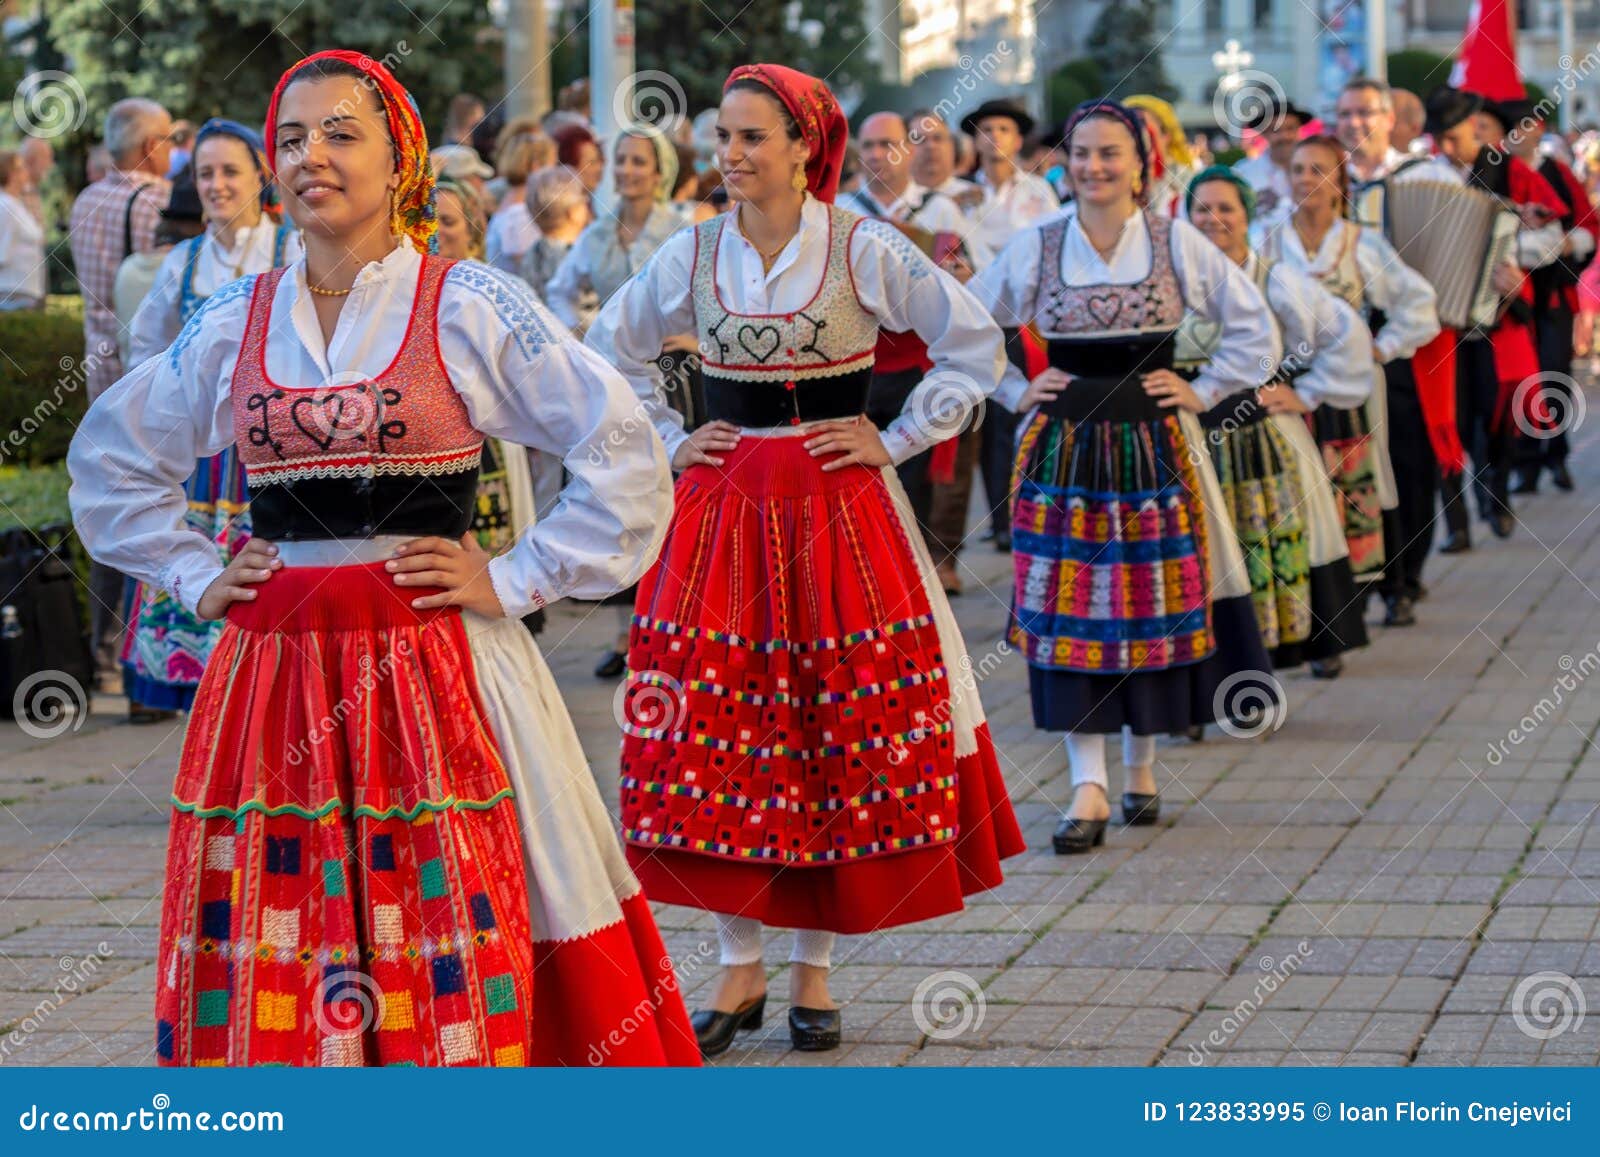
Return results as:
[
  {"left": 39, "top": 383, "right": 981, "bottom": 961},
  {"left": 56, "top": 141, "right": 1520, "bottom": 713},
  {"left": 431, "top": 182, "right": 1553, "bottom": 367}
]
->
[
  {"left": 724, "top": 64, "right": 847, "bottom": 203},
  {"left": 264, "top": 49, "right": 437, "bottom": 252}
]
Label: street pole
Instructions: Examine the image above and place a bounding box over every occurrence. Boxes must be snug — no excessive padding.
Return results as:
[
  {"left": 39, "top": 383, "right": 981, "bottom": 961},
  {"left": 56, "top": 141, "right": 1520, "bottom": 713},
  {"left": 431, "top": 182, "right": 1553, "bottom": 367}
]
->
[
  {"left": 1367, "top": 0, "right": 1387, "bottom": 81},
  {"left": 590, "top": 0, "right": 636, "bottom": 146},
  {"left": 1560, "top": 0, "right": 1575, "bottom": 132},
  {"left": 503, "top": 0, "right": 551, "bottom": 122}
]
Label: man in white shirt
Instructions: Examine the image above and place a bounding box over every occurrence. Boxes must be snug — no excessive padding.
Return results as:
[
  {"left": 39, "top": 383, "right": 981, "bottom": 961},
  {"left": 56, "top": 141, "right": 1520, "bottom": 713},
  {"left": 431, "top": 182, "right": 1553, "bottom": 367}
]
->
[
  {"left": 1335, "top": 76, "right": 1459, "bottom": 626},
  {"left": 910, "top": 109, "right": 981, "bottom": 208},
  {"left": 960, "top": 97, "right": 1058, "bottom": 552},
  {"left": 1232, "top": 96, "right": 1308, "bottom": 227},
  {"left": 840, "top": 112, "right": 980, "bottom": 592}
]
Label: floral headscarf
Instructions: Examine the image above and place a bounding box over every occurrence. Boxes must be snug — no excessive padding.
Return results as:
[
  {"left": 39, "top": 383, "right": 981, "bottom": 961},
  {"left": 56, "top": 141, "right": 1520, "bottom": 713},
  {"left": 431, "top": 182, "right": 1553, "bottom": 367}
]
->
[
  {"left": 724, "top": 63, "right": 848, "bottom": 203},
  {"left": 264, "top": 49, "right": 436, "bottom": 252}
]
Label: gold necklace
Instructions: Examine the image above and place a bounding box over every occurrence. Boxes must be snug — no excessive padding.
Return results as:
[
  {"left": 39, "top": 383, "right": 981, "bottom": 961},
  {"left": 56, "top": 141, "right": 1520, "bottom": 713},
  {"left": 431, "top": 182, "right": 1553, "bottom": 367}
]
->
[
  {"left": 307, "top": 281, "right": 353, "bottom": 297},
  {"left": 737, "top": 219, "right": 795, "bottom": 273},
  {"left": 211, "top": 230, "right": 247, "bottom": 281}
]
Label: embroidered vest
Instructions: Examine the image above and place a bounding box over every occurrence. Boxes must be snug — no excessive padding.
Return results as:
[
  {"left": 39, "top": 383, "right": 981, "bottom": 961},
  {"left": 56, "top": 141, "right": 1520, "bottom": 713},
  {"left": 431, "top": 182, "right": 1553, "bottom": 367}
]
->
[
  {"left": 691, "top": 206, "right": 879, "bottom": 427},
  {"left": 231, "top": 255, "right": 484, "bottom": 541},
  {"left": 1030, "top": 211, "right": 1185, "bottom": 340}
]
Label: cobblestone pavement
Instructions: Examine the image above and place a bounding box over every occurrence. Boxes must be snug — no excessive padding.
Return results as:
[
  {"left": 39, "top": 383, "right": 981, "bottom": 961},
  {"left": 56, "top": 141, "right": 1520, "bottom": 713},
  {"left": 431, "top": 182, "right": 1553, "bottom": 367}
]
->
[{"left": 4, "top": 405, "right": 1600, "bottom": 1068}]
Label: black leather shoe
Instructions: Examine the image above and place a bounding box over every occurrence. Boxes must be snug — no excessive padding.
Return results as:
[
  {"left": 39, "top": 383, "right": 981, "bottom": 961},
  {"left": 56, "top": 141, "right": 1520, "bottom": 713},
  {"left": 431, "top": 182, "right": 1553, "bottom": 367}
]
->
[
  {"left": 1383, "top": 595, "right": 1416, "bottom": 627},
  {"left": 1053, "top": 815, "right": 1108, "bottom": 853},
  {"left": 1552, "top": 463, "right": 1575, "bottom": 491},
  {"left": 993, "top": 531, "right": 1012, "bottom": 553},
  {"left": 1438, "top": 530, "right": 1471, "bottom": 554},
  {"left": 1121, "top": 792, "right": 1160, "bottom": 826},
  {"left": 594, "top": 650, "right": 626, "bottom": 679},
  {"left": 1489, "top": 512, "right": 1515, "bottom": 539},
  {"left": 691, "top": 995, "right": 766, "bottom": 1058},
  {"left": 788, "top": 1006, "right": 842, "bottom": 1051},
  {"left": 1309, "top": 656, "right": 1343, "bottom": 679},
  {"left": 1511, "top": 470, "right": 1539, "bottom": 495}
]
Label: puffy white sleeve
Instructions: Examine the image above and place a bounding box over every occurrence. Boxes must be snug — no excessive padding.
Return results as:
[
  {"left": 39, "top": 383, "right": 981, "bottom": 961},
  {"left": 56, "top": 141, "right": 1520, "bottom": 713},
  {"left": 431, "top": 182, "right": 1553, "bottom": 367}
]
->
[
  {"left": 1354, "top": 227, "right": 1441, "bottom": 363},
  {"left": 1517, "top": 220, "right": 1566, "bottom": 270},
  {"left": 439, "top": 264, "right": 674, "bottom": 619},
  {"left": 848, "top": 219, "right": 1009, "bottom": 463},
  {"left": 1169, "top": 218, "right": 1281, "bottom": 409},
  {"left": 67, "top": 279, "right": 250, "bottom": 615},
  {"left": 542, "top": 226, "right": 596, "bottom": 332},
  {"left": 125, "top": 242, "right": 189, "bottom": 370},
  {"left": 582, "top": 228, "right": 699, "bottom": 464},
  {"left": 1265, "top": 262, "right": 1374, "bottom": 410},
  {"left": 967, "top": 225, "right": 1044, "bottom": 411}
]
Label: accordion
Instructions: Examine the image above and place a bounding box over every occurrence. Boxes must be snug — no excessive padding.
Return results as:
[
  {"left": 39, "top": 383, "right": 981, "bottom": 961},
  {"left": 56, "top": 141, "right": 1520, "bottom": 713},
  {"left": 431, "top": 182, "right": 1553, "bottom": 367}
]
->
[{"left": 1383, "top": 179, "right": 1520, "bottom": 330}]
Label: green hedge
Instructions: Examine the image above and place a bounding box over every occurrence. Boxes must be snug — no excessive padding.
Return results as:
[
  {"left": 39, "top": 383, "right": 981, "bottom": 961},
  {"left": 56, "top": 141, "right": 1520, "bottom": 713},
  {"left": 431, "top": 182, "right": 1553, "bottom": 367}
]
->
[
  {"left": 0, "top": 295, "right": 90, "bottom": 468},
  {"left": 0, "top": 462, "right": 71, "bottom": 534}
]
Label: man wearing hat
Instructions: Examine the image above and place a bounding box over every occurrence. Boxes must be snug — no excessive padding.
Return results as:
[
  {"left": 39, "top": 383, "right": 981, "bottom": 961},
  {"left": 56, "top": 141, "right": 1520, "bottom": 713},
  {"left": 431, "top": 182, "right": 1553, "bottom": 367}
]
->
[
  {"left": 1232, "top": 95, "right": 1310, "bottom": 225},
  {"left": 1494, "top": 98, "right": 1597, "bottom": 493},
  {"left": 1337, "top": 76, "right": 1462, "bottom": 625},
  {"left": 840, "top": 110, "right": 984, "bottom": 592},
  {"left": 1431, "top": 85, "right": 1566, "bottom": 541},
  {"left": 962, "top": 97, "right": 1059, "bottom": 258},
  {"left": 960, "top": 96, "right": 1058, "bottom": 552}
]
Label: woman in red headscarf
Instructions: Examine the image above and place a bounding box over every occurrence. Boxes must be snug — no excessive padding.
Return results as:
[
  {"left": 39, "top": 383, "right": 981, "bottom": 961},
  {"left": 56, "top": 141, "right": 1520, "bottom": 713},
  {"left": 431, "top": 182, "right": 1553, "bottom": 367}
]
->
[
  {"left": 69, "top": 51, "right": 698, "bottom": 1067},
  {"left": 588, "top": 64, "right": 1026, "bottom": 1058}
]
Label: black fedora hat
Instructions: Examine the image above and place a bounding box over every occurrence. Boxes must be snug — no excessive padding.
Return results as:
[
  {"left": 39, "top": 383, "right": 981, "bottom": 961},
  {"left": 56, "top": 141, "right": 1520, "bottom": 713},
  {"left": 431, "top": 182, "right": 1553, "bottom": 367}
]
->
[
  {"left": 1423, "top": 85, "right": 1483, "bottom": 138},
  {"left": 961, "top": 97, "right": 1036, "bottom": 138}
]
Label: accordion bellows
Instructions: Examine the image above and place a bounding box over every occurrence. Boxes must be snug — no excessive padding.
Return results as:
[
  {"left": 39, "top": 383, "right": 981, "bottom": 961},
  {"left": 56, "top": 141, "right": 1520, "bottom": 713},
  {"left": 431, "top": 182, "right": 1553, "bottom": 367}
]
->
[{"left": 1384, "top": 179, "right": 1520, "bottom": 330}]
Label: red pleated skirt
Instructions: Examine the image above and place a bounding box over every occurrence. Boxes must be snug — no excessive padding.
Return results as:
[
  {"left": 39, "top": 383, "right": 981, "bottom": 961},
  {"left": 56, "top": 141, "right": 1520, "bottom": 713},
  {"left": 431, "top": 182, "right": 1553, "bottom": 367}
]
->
[
  {"left": 155, "top": 563, "right": 536, "bottom": 1067},
  {"left": 620, "top": 436, "right": 1023, "bottom": 934}
]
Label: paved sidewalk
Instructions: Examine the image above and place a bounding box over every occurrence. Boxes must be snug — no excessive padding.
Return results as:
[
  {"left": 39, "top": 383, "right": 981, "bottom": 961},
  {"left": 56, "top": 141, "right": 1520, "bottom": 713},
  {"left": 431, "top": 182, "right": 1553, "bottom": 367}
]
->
[{"left": 4, "top": 401, "right": 1600, "bottom": 1067}]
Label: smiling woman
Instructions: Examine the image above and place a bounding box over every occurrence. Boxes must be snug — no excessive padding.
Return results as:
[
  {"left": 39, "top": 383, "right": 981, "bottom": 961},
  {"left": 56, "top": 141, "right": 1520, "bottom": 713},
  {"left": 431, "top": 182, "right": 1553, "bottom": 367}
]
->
[
  {"left": 585, "top": 63, "right": 1025, "bottom": 1060},
  {"left": 67, "top": 49, "right": 697, "bottom": 1068},
  {"left": 119, "top": 119, "right": 301, "bottom": 718}
]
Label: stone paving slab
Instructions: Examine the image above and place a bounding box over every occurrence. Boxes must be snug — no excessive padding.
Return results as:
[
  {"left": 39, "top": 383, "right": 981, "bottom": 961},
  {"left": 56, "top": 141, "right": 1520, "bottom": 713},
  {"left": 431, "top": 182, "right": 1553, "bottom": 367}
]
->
[{"left": 6, "top": 386, "right": 1600, "bottom": 1066}]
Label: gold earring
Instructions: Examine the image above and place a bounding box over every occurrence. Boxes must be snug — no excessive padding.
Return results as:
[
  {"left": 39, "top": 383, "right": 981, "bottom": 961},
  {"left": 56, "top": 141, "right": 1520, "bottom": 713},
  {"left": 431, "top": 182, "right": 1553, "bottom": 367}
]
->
[
  {"left": 1131, "top": 174, "right": 1143, "bottom": 195},
  {"left": 791, "top": 168, "right": 808, "bottom": 192}
]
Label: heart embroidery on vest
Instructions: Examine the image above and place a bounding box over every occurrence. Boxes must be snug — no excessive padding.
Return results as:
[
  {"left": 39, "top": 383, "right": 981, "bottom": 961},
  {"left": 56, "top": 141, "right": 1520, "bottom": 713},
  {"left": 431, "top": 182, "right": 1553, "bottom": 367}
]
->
[
  {"left": 1185, "top": 319, "right": 1222, "bottom": 358},
  {"left": 291, "top": 391, "right": 373, "bottom": 451},
  {"left": 737, "top": 324, "right": 782, "bottom": 362},
  {"left": 1085, "top": 293, "right": 1124, "bottom": 328}
]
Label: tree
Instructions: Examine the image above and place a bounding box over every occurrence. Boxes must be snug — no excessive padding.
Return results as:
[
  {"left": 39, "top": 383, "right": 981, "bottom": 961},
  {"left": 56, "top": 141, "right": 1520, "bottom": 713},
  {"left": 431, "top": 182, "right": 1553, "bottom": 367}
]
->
[
  {"left": 1084, "top": 0, "right": 1176, "bottom": 102},
  {"left": 47, "top": 1, "right": 498, "bottom": 144},
  {"left": 1048, "top": 58, "right": 1104, "bottom": 122},
  {"left": 1386, "top": 49, "right": 1453, "bottom": 99},
  {"left": 631, "top": 0, "right": 872, "bottom": 118}
]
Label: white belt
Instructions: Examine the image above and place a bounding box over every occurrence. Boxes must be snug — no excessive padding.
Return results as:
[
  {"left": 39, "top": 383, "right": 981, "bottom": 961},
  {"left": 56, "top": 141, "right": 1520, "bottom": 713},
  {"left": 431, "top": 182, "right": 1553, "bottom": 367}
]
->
[{"left": 272, "top": 536, "right": 412, "bottom": 567}]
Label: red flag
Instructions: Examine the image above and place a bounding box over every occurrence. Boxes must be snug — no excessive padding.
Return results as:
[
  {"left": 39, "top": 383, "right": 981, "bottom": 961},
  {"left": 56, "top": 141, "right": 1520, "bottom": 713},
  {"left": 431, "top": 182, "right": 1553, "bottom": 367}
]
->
[{"left": 1449, "top": 0, "right": 1526, "bottom": 100}]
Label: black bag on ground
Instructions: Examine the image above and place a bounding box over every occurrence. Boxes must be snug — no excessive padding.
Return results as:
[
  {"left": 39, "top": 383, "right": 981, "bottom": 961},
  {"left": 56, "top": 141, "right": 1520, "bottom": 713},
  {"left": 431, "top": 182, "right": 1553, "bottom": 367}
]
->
[{"left": 0, "top": 524, "right": 94, "bottom": 724}]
